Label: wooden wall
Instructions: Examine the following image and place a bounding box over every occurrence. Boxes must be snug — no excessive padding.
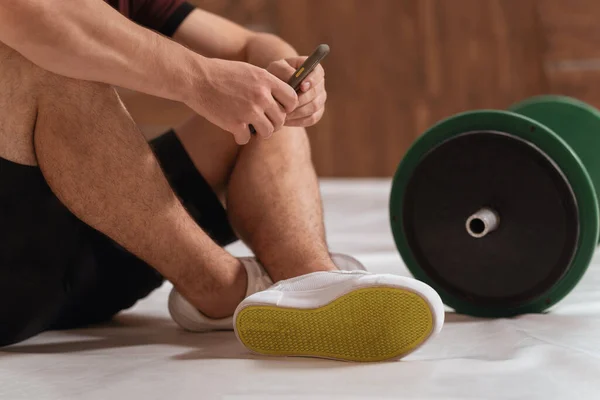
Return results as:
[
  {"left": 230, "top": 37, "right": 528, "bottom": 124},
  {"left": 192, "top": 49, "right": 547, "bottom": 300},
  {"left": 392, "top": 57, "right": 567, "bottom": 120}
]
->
[
  {"left": 128, "top": 0, "right": 600, "bottom": 177},
  {"left": 274, "top": 0, "right": 545, "bottom": 177}
]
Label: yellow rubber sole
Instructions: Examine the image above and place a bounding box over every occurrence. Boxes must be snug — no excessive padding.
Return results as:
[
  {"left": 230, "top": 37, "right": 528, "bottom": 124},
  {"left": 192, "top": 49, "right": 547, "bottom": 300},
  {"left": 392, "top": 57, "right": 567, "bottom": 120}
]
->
[{"left": 235, "top": 287, "right": 434, "bottom": 362}]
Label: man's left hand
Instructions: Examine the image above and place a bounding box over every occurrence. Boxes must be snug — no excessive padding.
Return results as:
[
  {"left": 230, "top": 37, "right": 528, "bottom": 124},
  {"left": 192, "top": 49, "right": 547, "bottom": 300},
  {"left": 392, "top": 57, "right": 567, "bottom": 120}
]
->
[{"left": 266, "top": 56, "right": 326, "bottom": 128}]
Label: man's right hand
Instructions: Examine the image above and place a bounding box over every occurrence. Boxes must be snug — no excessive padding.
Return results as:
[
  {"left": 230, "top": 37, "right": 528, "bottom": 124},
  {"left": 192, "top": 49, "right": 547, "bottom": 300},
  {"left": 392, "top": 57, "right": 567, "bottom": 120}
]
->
[{"left": 187, "top": 58, "right": 299, "bottom": 145}]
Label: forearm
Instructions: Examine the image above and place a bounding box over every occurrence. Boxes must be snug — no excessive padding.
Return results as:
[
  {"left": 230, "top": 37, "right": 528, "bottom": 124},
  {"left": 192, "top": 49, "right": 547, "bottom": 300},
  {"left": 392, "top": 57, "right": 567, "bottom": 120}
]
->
[
  {"left": 0, "top": 0, "right": 206, "bottom": 103},
  {"left": 244, "top": 33, "right": 298, "bottom": 68},
  {"left": 170, "top": 7, "right": 298, "bottom": 68}
]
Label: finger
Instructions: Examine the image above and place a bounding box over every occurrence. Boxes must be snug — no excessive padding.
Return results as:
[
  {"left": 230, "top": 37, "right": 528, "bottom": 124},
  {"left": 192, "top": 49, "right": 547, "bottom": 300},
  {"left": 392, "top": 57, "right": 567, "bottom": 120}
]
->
[
  {"left": 298, "top": 65, "right": 325, "bottom": 93},
  {"left": 265, "top": 102, "right": 286, "bottom": 133},
  {"left": 249, "top": 112, "right": 275, "bottom": 139},
  {"left": 285, "top": 56, "right": 308, "bottom": 69},
  {"left": 267, "top": 60, "right": 297, "bottom": 82},
  {"left": 285, "top": 107, "right": 326, "bottom": 128},
  {"left": 287, "top": 91, "right": 327, "bottom": 120},
  {"left": 233, "top": 124, "right": 252, "bottom": 145},
  {"left": 271, "top": 79, "right": 298, "bottom": 113},
  {"left": 297, "top": 80, "right": 324, "bottom": 108}
]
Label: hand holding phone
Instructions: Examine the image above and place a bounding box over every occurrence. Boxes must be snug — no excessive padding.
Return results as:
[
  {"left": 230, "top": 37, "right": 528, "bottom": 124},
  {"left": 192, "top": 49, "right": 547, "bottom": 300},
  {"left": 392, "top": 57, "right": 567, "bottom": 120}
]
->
[{"left": 249, "top": 44, "right": 330, "bottom": 135}]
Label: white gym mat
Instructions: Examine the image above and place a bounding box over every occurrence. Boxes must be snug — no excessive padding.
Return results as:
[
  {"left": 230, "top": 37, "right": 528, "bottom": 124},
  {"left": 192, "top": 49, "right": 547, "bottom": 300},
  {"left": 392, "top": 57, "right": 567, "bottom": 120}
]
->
[{"left": 2, "top": 179, "right": 600, "bottom": 399}]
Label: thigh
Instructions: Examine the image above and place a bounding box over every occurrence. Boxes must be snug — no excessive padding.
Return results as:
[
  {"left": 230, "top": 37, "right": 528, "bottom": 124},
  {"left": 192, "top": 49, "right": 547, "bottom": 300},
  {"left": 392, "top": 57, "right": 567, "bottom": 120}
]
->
[{"left": 149, "top": 129, "right": 238, "bottom": 247}]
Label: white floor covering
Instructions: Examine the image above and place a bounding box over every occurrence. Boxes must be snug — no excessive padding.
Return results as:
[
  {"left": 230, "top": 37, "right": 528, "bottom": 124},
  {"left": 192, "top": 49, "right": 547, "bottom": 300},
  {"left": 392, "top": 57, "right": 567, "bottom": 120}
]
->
[{"left": 2, "top": 179, "right": 600, "bottom": 399}]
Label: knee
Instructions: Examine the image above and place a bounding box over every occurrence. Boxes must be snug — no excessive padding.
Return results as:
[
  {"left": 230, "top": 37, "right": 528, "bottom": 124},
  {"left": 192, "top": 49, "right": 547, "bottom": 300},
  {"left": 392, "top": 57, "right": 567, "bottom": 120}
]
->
[
  {"left": 0, "top": 44, "right": 48, "bottom": 165},
  {"left": 262, "top": 126, "right": 313, "bottom": 163},
  {"left": 280, "top": 127, "right": 313, "bottom": 168},
  {"left": 39, "top": 74, "right": 117, "bottom": 112},
  {"left": 286, "top": 126, "right": 312, "bottom": 154}
]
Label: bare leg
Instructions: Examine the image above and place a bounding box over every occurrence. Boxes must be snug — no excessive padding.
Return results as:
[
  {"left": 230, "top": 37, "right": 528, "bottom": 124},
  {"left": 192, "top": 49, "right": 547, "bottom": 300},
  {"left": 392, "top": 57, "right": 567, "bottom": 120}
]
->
[
  {"left": 174, "top": 115, "right": 337, "bottom": 283},
  {"left": 23, "top": 59, "right": 245, "bottom": 319},
  {"left": 0, "top": 45, "right": 39, "bottom": 166}
]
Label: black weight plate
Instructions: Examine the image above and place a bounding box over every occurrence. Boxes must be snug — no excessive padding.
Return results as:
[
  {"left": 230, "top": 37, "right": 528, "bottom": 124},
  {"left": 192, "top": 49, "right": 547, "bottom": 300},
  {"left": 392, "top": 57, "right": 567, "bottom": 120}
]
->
[{"left": 402, "top": 131, "right": 579, "bottom": 306}]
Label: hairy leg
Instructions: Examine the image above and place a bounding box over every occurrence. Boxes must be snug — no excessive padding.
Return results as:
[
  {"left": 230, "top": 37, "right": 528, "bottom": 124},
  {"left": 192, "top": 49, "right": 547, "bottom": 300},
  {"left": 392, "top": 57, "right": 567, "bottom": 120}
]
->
[
  {"left": 18, "top": 57, "right": 246, "bottom": 319},
  {"left": 174, "top": 115, "right": 336, "bottom": 282},
  {"left": 0, "top": 45, "right": 39, "bottom": 166}
]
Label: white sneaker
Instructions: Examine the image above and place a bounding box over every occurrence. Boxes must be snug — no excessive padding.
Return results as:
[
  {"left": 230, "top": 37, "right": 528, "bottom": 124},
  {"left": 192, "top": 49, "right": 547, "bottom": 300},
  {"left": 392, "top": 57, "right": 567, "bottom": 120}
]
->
[
  {"left": 233, "top": 270, "right": 444, "bottom": 362},
  {"left": 168, "top": 253, "right": 366, "bottom": 332}
]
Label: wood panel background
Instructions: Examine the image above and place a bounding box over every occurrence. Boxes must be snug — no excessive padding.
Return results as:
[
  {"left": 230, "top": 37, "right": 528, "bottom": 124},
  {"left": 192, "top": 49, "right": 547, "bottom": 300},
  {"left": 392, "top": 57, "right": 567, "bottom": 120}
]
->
[{"left": 125, "top": 0, "right": 600, "bottom": 177}]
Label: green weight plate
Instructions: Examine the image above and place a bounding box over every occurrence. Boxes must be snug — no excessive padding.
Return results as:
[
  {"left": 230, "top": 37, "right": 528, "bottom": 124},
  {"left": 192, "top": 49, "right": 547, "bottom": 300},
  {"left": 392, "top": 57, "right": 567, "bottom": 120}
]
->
[
  {"left": 390, "top": 110, "right": 599, "bottom": 317},
  {"left": 510, "top": 95, "right": 600, "bottom": 244}
]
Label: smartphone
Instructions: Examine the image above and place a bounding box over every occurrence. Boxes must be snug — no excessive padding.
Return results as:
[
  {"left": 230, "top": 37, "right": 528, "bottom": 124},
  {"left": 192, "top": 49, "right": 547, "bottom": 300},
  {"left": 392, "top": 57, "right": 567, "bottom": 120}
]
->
[
  {"left": 287, "top": 44, "right": 330, "bottom": 91},
  {"left": 250, "top": 44, "right": 330, "bottom": 135}
]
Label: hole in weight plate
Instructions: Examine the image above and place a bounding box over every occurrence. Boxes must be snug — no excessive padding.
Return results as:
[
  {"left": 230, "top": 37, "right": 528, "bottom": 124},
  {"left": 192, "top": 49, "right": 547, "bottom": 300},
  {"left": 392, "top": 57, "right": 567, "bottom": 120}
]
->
[{"left": 469, "top": 219, "right": 485, "bottom": 235}]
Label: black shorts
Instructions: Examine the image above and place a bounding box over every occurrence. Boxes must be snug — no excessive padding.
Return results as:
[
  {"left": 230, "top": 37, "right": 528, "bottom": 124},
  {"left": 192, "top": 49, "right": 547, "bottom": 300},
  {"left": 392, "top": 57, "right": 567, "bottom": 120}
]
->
[{"left": 0, "top": 130, "right": 237, "bottom": 346}]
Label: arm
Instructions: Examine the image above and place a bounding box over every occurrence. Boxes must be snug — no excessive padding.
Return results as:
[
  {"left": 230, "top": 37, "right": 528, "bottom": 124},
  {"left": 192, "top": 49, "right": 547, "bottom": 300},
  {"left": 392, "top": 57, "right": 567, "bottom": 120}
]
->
[
  {"left": 0, "top": 0, "right": 297, "bottom": 143},
  {"left": 172, "top": 8, "right": 327, "bottom": 127},
  {"left": 172, "top": 8, "right": 298, "bottom": 68},
  {"left": 0, "top": 0, "right": 202, "bottom": 103}
]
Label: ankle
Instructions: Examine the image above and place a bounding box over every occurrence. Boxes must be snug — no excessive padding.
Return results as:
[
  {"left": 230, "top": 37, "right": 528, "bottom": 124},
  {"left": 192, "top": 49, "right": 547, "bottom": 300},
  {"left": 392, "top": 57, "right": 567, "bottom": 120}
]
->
[
  {"left": 267, "top": 252, "right": 337, "bottom": 282},
  {"left": 303, "top": 256, "right": 337, "bottom": 273},
  {"left": 177, "top": 258, "right": 248, "bottom": 319},
  {"left": 205, "top": 265, "right": 247, "bottom": 319}
]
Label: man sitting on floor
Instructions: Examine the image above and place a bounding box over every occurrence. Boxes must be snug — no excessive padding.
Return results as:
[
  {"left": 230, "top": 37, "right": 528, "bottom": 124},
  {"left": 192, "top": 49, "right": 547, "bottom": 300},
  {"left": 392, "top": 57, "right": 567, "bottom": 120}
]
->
[{"left": 0, "top": 0, "right": 443, "bottom": 362}]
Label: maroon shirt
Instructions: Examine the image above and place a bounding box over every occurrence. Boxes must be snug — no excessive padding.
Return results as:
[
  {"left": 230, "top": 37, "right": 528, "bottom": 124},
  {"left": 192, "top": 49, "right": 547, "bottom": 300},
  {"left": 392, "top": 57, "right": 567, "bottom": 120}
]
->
[{"left": 105, "top": 0, "right": 194, "bottom": 36}]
